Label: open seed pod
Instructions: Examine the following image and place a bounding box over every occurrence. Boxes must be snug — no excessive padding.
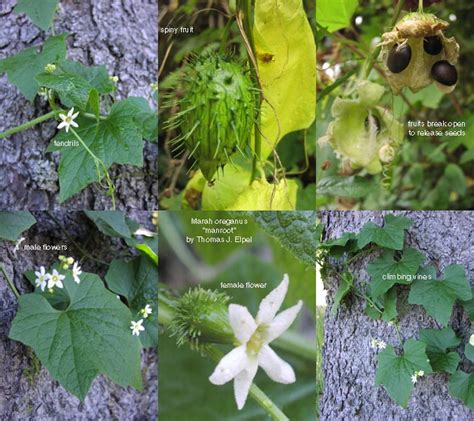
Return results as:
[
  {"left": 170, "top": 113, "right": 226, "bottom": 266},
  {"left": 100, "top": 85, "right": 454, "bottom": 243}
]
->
[
  {"left": 380, "top": 13, "right": 459, "bottom": 94},
  {"left": 319, "top": 81, "right": 404, "bottom": 175}
]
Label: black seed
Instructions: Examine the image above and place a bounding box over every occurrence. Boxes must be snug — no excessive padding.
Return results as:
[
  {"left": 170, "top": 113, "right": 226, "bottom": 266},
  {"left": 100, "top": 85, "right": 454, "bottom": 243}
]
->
[
  {"left": 387, "top": 44, "right": 411, "bottom": 73},
  {"left": 424, "top": 36, "right": 443, "bottom": 55},
  {"left": 365, "top": 115, "right": 381, "bottom": 132},
  {"left": 431, "top": 60, "right": 458, "bottom": 86}
]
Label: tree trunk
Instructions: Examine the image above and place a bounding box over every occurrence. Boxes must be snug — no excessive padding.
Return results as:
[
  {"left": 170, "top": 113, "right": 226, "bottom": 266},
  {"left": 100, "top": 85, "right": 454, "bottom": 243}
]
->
[
  {"left": 319, "top": 211, "right": 473, "bottom": 420},
  {"left": 0, "top": 0, "right": 158, "bottom": 210},
  {"left": 0, "top": 211, "right": 157, "bottom": 420}
]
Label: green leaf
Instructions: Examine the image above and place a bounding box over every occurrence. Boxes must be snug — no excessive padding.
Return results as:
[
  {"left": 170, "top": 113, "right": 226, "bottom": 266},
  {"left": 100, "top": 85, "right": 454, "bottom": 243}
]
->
[
  {"left": 408, "top": 265, "right": 472, "bottom": 326},
  {"left": 85, "top": 211, "right": 136, "bottom": 239},
  {"left": 367, "top": 248, "right": 425, "bottom": 298},
  {"left": 465, "top": 344, "right": 474, "bottom": 363},
  {"left": 105, "top": 256, "right": 158, "bottom": 347},
  {"left": 375, "top": 339, "right": 432, "bottom": 407},
  {"left": 112, "top": 97, "right": 158, "bottom": 142},
  {"left": 461, "top": 290, "right": 474, "bottom": 321},
  {"left": 253, "top": 0, "right": 316, "bottom": 158},
  {"left": 14, "top": 0, "right": 59, "bottom": 31},
  {"left": 449, "top": 370, "right": 474, "bottom": 409},
  {"left": 49, "top": 100, "right": 145, "bottom": 202},
  {"left": 249, "top": 211, "right": 318, "bottom": 267},
  {"left": 317, "top": 175, "right": 376, "bottom": 198},
  {"left": 321, "top": 232, "right": 358, "bottom": 257},
  {"left": 357, "top": 215, "right": 413, "bottom": 250},
  {"left": 59, "top": 60, "right": 114, "bottom": 94},
  {"left": 9, "top": 272, "right": 143, "bottom": 400},
  {"left": 331, "top": 271, "right": 353, "bottom": 316},
  {"left": 419, "top": 327, "right": 461, "bottom": 373},
  {"left": 0, "top": 211, "right": 36, "bottom": 241},
  {"left": 381, "top": 286, "right": 398, "bottom": 322},
  {"left": 0, "top": 34, "right": 68, "bottom": 101},
  {"left": 316, "top": 0, "right": 358, "bottom": 33}
]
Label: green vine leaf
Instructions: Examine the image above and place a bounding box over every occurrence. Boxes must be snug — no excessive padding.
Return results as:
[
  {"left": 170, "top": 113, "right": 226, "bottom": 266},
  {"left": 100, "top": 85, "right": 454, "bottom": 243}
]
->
[
  {"left": 448, "top": 370, "right": 474, "bottom": 409},
  {"left": 105, "top": 256, "right": 158, "bottom": 347},
  {"left": 14, "top": 0, "right": 59, "bottom": 31},
  {"left": 408, "top": 265, "right": 472, "bottom": 326},
  {"left": 331, "top": 271, "right": 353, "bottom": 316},
  {"left": 321, "top": 232, "right": 357, "bottom": 257},
  {"left": 357, "top": 215, "right": 412, "bottom": 250},
  {"left": 9, "top": 272, "right": 143, "bottom": 400},
  {"left": 375, "top": 339, "right": 432, "bottom": 407},
  {"left": 0, "top": 211, "right": 36, "bottom": 241},
  {"left": 316, "top": 0, "right": 358, "bottom": 33},
  {"left": 85, "top": 211, "right": 139, "bottom": 239},
  {"left": 0, "top": 34, "right": 68, "bottom": 101},
  {"left": 465, "top": 343, "right": 474, "bottom": 363},
  {"left": 419, "top": 327, "right": 461, "bottom": 374},
  {"left": 59, "top": 60, "right": 115, "bottom": 95},
  {"left": 367, "top": 248, "right": 425, "bottom": 298},
  {"left": 461, "top": 289, "right": 474, "bottom": 322},
  {"left": 49, "top": 100, "right": 145, "bottom": 202}
]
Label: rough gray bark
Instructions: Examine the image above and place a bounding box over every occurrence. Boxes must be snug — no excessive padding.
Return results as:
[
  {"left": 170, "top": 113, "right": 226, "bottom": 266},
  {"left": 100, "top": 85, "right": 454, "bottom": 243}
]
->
[
  {"left": 0, "top": 211, "right": 157, "bottom": 420},
  {"left": 319, "top": 211, "right": 473, "bottom": 420},
  {"left": 0, "top": 0, "right": 158, "bottom": 210}
]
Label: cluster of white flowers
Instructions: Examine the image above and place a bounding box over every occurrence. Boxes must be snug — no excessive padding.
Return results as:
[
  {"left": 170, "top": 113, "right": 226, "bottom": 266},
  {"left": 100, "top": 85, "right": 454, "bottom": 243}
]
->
[
  {"left": 370, "top": 338, "right": 387, "bottom": 350},
  {"left": 209, "top": 274, "right": 302, "bottom": 410},
  {"left": 130, "top": 305, "right": 153, "bottom": 337},
  {"left": 411, "top": 370, "right": 425, "bottom": 384},
  {"left": 34, "top": 257, "right": 82, "bottom": 292}
]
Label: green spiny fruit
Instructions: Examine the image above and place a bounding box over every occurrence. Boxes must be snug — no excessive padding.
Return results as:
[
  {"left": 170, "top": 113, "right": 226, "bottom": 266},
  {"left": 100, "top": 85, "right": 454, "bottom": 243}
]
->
[{"left": 167, "top": 53, "right": 257, "bottom": 182}]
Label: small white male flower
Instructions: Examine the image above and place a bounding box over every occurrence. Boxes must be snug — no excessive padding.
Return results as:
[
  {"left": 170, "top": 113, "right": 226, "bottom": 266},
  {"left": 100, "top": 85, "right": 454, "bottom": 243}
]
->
[
  {"left": 72, "top": 261, "right": 82, "bottom": 284},
  {"left": 370, "top": 338, "right": 386, "bottom": 350},
  {"left": 417, "top": 370, "right": 424, "bottom": 377},
  {"left": 378, "top": 340, "right": 387, "bottom": 350},
  {"left": 411, "top": 374, "right": 418, "bottom": 384},
  {"left": 470, "top": 334, "right": 474, "bottom": 347},
  {"left": 141, "top": 304, "right": 152, "bottom": 318},
  {"left": 47, "top": 269, "right": 65, "bottom": 289},
  {"left": 57, "top": 108, "right": 79, "bottom": 133},
  {"left": 370, "top": 338, "right": 378, "bottom": 349},
  {"left": 130, "top": 319, "right": 145, "bottom": 336},
  {"left": 34, "top": 266, "right": 48, "bottom": 292},
  {"left": 209, "top": 274, "right": 302, "bottom": 410}
]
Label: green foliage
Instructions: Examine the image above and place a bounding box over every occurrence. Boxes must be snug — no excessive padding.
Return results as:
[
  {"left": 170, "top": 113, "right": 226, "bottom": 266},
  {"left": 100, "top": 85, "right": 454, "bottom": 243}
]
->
[
  {"left": 9, "top": 271, "right": 143, "bottom": 400},
  {"left": 357, "top": 215, "right": 412, "bottom": 250},
  {"left": 0, "top": 211, "right": 36, "bottom": 241},
  {"left": 419, "top": 327, "right": 461, "bottom": 374},
  {"left": 317, "top": 176, "right": 376, "bottom": 198},
  {"left": 331, "top": 271, "right": 353, "bottom": 316},
  {"left": 14, "top": 0, "right": 59, "bottom": 31},
  {"left": 316, "top": 0, "right": 358, "bottom": 33},
  {"left": 85, "top": 211, "right": 138, "bottom": 239},
  {"left": 449, "top": 370, "right": 474, "bottom": 409},
  {"left": 0, "top": 34, "right": 67, "bottom": 101},
  {"left": 408, "top": 265, "right": 472, "bottom": 326},
  {"left": 375, "top": 340, "right": 432, "bottom": 407}
]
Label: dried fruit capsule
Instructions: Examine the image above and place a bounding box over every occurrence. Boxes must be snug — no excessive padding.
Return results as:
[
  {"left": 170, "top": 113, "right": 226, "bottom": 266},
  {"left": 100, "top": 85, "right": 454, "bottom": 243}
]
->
[
  {"left": 387, "top": 44, "right": 412, "bottom": 73},
  {"left": 431, "top": 60, "right": 458, "bottom": 86},
  {"left": 423, "top": 36, "right": 443, "bottom": 55}
]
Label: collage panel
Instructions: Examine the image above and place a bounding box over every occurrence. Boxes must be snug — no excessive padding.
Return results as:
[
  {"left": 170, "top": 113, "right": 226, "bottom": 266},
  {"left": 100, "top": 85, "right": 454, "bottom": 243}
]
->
[
  {"left": 316, "top": 1, "right": 473, "bottom": 210},
  {"left": 158, "top": 1, "right": 317, "bottom": 211},
  {"left": 316, "top": 211, "right": 473, "bottom": 419},
  {"left": 0, "top": 211, "right": 158, "bottom": 419},
  {"left": 0, "top": 1, "right": 158, "bottom": 210},
  {"left": 158, "top": 211, "right": 317, "bottom": 419}
]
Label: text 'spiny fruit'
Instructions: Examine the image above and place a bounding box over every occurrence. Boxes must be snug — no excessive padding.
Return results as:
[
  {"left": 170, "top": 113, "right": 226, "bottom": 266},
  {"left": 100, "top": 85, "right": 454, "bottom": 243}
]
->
[{"left": 167, "top": 53, "right": 257, "bottom": 182}]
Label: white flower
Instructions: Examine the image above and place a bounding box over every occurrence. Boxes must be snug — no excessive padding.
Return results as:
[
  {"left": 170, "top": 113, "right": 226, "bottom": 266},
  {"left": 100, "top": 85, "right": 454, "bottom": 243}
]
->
[
  {"left": 57, "top": 108, "right": 79, "bottom": 133},
  {"left": 109, "top": 75, "right": 119, "bottom": 83},
  {"left": 34, "top": 266, "right": 48, "bottom": 292},
  {"left": 370, "top": 338, "right": 378, "bottom": 349},
  {"left": 378, "top": 340, "right": 387, "bottom": 350},
  {"left": 130, "top": 319, "right": 145, "bottom": 336},
  {"left": 370, "top": 338, "right": 386, "bottom": 350},
  {"left": 417, "top": 370, "right": 424, "bottom": 377},
  {"left": 411, "top": 374, "right": 418, "bottom": 384},
  {"left": 72, "top": 261, "right": 82, "bottom": 284},
  {"left": 209, "top": 274, "right": 302, "bottom": 410},
  {"left": 47, "top": 269, "right": 65, "bottom": 289},
  {"left": 141, "top": 304, "right": 152, "bottom": 318},
  {"left": 470, "top": 334, "right": 474, "bottom": 347}
]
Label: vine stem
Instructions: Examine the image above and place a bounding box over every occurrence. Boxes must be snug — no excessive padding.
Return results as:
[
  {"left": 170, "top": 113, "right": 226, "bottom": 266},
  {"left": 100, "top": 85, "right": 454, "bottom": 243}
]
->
[
  {"left": 0, "top": 264, "right": 20, "bottom": 299},
  {"left": 0, "top": 110, "right": 59, "bottom": 139}
]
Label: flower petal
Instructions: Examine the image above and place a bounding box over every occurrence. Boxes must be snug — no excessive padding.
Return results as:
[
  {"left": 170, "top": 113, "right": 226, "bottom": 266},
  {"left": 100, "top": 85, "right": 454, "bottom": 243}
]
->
[
  {"left": 57, "top": 121, "right": 67, "bottom": 130},
  {"left": 258, "top": 345, "right": 295, "bottom": 384},
  {"left": 209, "top": 345, "right": 248, "bottom": 386},
  {"left": 71, "top": 112, "right": 79, "bottom": 120},
  {"left": 68, "top": 107, "right": 75, "bottom": 117},
  {"left": 233, "top": 357, "right": 258, "bottom": 410},
  {"left": 59, "top": 114, "right": 67, "bottom": 121},
  {"left": 265, "top": 300, "right": 303, "bottom": 343},
  {"left": 70, "top": 121, "right": 79, "bottom": 128},
  {"left": 229, "top": 304, "right": 257, "bottom": 344},
  {"left": 256, "top": 274, "right": 289, "bottom": 325}
]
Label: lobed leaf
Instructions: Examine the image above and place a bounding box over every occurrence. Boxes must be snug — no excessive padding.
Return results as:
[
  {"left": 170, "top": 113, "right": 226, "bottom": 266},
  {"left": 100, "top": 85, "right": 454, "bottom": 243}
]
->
[
  {"left": 449, "top": 370, "right": 474, "bottom": 409},
  {"left": 0, "top": 211, "right": 36, "bottom": 241},
  {"left": 357, "top": 215, "right": 413, "bottom": 250},
  {"left": 14, "top": 0, "right": 59, "bottom": 31},
  {"left": 419, "top": 327, "right": 461, "bottom": 374}
]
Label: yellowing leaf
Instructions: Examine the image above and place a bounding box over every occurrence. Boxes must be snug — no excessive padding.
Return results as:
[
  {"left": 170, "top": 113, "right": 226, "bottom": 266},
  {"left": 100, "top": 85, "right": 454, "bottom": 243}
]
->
[
  {"left": 316, "top": 0, "right": 358, "bottom": 33},
  {"left": 253, "top": 0, "right": 316, "bottom": 158}
]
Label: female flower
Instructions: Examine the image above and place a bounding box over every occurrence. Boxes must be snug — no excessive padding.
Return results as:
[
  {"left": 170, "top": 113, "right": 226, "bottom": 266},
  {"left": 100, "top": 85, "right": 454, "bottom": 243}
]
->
[
  {"left": 57, "top": 108, "right": 79, "bottom": 133},
  {"left": 209, "top": 274, "right": 302, "bottom": 410}
]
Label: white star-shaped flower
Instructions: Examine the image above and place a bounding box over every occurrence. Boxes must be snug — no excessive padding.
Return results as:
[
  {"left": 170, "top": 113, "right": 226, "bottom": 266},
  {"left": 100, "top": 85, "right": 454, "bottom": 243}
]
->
[
  {"left": 470, "top": 334, "right": 474, "bottom": 347},
  {"left": 411, "top": 374, "right": 418, "bottom": 384},
  {"left": 378, "top": 340, "right": 387, "bottom": 350},
  {"left": 130, "top": 319, "right": 145, "bottom": 336},
  {"left": 34, "top": 266, "right": 48, "bottom": 292},
  {"left": 209, "top": 274, "right": 302, "bottom": 410},
  {"left": 47, "top": 269, "right": 65, "bottom": 289},
  {"left": 72, "top": 261, "right": 82, "bottom": 284},
  {"left": 142, "top": 304, "right": 152, "bottom": 318},
  {"left": 57, "top": 108, "right": 79, "bottom": 133}
]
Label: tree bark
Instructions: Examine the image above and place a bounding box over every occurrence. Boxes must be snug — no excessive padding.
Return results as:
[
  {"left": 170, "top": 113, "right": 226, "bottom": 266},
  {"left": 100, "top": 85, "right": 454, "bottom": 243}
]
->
[
  {"left": 319, "top": 211, "right": 473, "bottom": 420},
  {"left": 0, "top": 0, "right": 158, "bottom": 211},
  {"left": 0, "top": 211, "right": 157, "bottom": 420}
]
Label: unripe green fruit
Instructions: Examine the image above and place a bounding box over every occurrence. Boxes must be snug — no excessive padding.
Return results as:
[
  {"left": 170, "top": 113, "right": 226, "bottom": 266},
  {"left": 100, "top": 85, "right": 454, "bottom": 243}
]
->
[{"left": 168, "top": 53, "right": 257, "bottom": 182}]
